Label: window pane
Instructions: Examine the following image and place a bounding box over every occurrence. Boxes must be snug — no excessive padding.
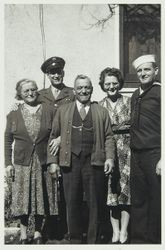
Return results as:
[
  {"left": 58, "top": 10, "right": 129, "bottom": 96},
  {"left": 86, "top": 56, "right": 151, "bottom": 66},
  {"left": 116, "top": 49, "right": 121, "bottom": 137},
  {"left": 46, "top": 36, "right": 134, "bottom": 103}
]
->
[{"left": 120, "top": 4, "right": 160, "bottom": 87}]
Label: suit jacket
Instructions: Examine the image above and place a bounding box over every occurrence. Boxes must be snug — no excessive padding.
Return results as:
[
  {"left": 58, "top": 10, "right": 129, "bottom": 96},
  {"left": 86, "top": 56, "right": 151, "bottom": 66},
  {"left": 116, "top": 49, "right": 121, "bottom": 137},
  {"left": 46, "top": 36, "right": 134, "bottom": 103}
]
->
[
  {"left": 5, "top": 103, "right": 55, "bottom": 166},
  {"left": 47, "top": 101, "right": 115, "bottom": 167},
  {"left": 38, "top": 84, "right": 75, "bottom": 109}
]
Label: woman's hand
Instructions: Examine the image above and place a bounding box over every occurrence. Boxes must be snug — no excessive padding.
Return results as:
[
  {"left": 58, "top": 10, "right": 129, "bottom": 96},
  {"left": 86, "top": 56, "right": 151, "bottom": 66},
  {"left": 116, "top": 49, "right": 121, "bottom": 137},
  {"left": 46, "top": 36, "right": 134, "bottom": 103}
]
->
[
  {"left": 104, "top": 159, "right": 114, "bottom": 176},
  {"left": 6, "top": 165, "right": 15, "bottom": 179},
  {"left": 49, "top": 136, "right": 61, "bottom": 156},
  {"left": 48, "top": 163, "right": 61, "bottom": 179}
]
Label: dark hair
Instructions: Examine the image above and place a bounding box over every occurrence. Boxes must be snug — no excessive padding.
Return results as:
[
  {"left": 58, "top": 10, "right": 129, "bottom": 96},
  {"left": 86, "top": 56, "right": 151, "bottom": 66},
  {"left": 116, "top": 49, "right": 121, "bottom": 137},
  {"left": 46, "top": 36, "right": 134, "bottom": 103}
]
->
[
  {"left": 15, "top": 78, "right": 38, "bottom": 100},
  {"left": 152, "top": 62, "right": 158, "bottom": 68},
  {"left": 99, "top": 67, "right": 124, "bottom": 91}
]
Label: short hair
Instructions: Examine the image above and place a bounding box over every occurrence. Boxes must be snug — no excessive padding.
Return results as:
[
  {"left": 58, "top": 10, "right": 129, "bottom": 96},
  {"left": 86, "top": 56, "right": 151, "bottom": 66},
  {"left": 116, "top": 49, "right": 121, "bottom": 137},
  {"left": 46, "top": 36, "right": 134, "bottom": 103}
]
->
[
  {"left": 152, "top": 62, "right": 158, "bottom": 69},
  {"left": 74, "top": 74, "right": 92, "bottom": 87},
  {"left": 99, "top": 67, "right": 124, "bottom": 91},
  {"left": 15, "top": 78, "right": 38, "bottom": 100}
]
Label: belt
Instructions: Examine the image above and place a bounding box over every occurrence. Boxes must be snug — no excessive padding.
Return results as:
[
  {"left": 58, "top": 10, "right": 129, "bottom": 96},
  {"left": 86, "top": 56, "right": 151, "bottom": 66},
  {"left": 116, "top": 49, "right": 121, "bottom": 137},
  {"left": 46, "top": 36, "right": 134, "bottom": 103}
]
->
[{"left": 113, "top": 129, "right": 130, "bottom": 134}]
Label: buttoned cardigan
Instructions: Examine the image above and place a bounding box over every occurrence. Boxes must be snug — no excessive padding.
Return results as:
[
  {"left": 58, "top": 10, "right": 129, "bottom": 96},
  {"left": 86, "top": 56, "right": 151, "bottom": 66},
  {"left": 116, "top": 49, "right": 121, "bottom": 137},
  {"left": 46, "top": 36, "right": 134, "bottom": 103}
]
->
[
  {"left": 5, "top": 103, "right": 55, "bottom": 166},
  {"left": 47, "top": 101, "right": 115, "bottom": 167}
]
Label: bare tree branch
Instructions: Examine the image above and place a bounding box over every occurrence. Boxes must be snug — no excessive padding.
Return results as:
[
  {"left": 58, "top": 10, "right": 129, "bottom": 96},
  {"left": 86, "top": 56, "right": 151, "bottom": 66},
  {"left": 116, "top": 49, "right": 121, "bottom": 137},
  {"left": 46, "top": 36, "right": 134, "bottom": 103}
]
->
[{"left": 80, "top": 4, "right": 118, "bottom": 31}]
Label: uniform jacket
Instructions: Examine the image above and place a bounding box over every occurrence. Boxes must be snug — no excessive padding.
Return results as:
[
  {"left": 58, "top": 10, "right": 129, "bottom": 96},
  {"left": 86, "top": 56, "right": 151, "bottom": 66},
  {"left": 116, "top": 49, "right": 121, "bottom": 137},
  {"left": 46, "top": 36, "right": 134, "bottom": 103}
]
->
[
  {"left": 5, "top": 103, "right": 55, "bottom": 166},
  {"left": 130, "top": 83, "right": 161, "bottom": 150},
  {"left": 47, "top": 101, "right": 115, "bottom": 167},
  {"left": 38, "top": 84, "right": 75, "bottom": 109}
]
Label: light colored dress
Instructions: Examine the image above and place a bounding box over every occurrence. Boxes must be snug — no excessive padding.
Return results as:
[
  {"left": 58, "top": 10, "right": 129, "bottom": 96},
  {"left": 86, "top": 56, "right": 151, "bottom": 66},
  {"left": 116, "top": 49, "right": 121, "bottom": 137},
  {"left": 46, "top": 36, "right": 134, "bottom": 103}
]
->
[
  {"left": 11, "top": 104, "right": 58, "bottom": 216},
  {"left": 99, "top": 94, "right": 131, "bottom": 206}
]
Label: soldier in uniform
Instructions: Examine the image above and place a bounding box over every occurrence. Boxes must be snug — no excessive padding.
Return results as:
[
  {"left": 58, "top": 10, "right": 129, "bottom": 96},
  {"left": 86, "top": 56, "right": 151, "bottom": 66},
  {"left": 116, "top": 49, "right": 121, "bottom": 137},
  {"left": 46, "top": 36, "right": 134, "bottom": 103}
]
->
[
  {"left": 39, "top": 56, "right": 75, "bottom": 242},
  {"left": 39, "top": 56, "right": 75, "bottom": 109}
]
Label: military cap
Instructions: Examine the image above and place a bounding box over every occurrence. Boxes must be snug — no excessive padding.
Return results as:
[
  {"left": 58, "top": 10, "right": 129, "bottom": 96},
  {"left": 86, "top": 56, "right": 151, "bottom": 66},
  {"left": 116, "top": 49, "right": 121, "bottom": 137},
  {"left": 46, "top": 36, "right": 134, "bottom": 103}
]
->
[
  {"left": 132, "top": 54, "right": 156, "bottom": 70},
  {"left": 41, "top": 56, "right": 65, "bottom": 73}
]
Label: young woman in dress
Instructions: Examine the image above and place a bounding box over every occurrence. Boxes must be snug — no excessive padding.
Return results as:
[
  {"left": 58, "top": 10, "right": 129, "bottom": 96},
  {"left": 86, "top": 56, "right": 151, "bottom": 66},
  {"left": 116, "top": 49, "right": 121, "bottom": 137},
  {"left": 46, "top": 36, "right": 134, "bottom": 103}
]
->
[{"left": 99, "top": 68, "right": 131, "bottom": 244}]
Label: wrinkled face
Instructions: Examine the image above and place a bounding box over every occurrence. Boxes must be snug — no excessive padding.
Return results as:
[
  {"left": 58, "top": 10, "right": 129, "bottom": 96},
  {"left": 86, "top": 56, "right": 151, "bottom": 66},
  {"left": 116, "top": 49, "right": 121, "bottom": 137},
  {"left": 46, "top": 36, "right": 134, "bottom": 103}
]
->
[
  {"left": 74, "top": 78, "right": 93, "bottom": 104},
  {"left": 136, "top": 62, "right": 158, "bottom": 88},
  {"left": 20, "top": 82, "right": 38, "bottom": 104},
  {"left": 103, "top": 75, "right": 120, "bottom": 97},
  {"left": 47, "top": 68, "right": 64, "bottom": 87}
]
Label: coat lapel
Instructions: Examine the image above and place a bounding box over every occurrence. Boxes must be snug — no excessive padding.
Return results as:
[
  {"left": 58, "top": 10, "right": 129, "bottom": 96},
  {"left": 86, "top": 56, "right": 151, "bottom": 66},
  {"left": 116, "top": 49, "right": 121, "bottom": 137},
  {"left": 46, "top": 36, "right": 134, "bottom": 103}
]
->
[
  {"left": 55, "top": 86, "right": 71, "bottom": 101},
  {"left": 42, "top": 87, "right": 55, "bottom": 102}
]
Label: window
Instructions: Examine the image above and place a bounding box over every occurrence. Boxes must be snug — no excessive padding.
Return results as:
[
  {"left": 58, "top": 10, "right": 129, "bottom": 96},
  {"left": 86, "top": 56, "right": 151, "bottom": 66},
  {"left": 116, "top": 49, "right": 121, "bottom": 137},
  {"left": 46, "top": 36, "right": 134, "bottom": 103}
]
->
[{"left": 120, "top": 4, "right": 160, "bottom": 88}]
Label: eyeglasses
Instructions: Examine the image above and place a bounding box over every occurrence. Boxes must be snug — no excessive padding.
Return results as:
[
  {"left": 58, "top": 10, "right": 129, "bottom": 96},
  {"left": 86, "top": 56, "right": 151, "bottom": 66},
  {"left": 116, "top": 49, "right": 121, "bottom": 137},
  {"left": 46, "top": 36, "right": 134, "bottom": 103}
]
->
[
  {"left": 21, "top": 88, "right": 38, "bottom": 96},
  {"left": 104, "top": 82, "right": 119, "bottom": 87}
]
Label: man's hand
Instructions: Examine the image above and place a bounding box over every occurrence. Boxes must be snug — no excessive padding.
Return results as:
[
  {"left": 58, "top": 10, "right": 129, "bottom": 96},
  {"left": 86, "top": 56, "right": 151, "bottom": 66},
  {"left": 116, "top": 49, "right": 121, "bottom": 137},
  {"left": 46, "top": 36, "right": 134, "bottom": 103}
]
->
[
  {"left": 156, "top": 159, "right": 161, "bottom": 176},
  {"left": 6, "top": 165, "right": 15, "bottom": 179},
  {"left": 104, "top": 159, "right": 114, "bottom": 176},
  {"left": 49, "top": 136, "right": 61, "bottom": 156},
  {"left": 48, "top": 163, "right": 61, "bottom": 179},
  {"left": 10, "top": 102, "right": 21, "bottom": 111}
]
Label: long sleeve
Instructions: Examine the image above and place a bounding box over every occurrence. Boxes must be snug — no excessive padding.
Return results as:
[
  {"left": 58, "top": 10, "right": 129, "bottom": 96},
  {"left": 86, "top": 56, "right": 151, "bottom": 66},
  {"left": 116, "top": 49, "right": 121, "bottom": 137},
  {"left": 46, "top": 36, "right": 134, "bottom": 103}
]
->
[
  {"left": 47, "top": 107, "right": 61, "bottom": 165},
  {"left": 103, "top": 109, "right": 115, "bottom": 160},
  {"left": 5, "top": 113, "right": 14, "bottom": 166}
]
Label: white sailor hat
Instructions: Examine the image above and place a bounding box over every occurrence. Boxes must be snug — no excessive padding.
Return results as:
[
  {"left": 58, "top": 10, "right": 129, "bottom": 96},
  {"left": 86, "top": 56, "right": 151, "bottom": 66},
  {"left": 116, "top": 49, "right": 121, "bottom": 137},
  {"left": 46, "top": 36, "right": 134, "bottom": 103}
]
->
[{"left": 132, "top": 54, "right": 156, "bottom": 69}]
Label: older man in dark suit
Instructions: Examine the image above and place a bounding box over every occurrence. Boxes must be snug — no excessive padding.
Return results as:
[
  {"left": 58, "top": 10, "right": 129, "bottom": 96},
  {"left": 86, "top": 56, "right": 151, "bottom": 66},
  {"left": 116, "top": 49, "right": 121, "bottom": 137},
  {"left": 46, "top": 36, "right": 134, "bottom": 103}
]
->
[{"left": 47, "top": 74, "right": 115, "bottom": 244}]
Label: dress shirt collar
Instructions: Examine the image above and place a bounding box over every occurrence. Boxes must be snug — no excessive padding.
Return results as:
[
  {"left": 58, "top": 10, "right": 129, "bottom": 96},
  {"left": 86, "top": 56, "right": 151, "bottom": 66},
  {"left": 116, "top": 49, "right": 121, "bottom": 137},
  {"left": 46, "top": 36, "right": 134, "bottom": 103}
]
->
[
  {"left": 51, "top": 85, "right": 61, "bottom": 98},
  {"left": 76, "top": 100, "right": 90, "bottom": 113}
]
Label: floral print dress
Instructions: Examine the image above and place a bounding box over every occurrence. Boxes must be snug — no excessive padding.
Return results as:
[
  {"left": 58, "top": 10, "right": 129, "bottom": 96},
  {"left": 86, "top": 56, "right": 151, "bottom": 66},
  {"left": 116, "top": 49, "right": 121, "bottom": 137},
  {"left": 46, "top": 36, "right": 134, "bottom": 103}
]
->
[
  {"left": 99, "top": 95, "right": 131, "bottom": 206},
  {"left": 11, "top": 104, "right": 58, "bottom": 216}
]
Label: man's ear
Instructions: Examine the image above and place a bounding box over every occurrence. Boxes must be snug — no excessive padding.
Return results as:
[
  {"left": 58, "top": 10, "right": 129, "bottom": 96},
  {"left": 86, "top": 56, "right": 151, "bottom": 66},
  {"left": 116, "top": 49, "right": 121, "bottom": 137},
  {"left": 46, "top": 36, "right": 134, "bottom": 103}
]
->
[
  {"left": 155, "top": 67, "right": 159, "bottom": 76},
  {"left": 73, "top": 89, "right": 76, "bottom": 95}
]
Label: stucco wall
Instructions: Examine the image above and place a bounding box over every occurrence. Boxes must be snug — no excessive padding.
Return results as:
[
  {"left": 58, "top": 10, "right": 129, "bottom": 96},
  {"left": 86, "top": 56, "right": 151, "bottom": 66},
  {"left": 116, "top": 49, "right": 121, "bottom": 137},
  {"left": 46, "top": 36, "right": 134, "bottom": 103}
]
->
[{"left": 4, "top": 4, "right": 119, "bottom": 114}]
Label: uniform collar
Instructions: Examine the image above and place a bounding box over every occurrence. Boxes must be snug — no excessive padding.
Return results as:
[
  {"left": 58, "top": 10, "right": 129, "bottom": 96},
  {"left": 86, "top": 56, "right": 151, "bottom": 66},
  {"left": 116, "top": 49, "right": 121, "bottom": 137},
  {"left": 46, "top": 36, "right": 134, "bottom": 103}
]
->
[
  {"left": 139, "top": 81, "right": 161, "bottom": 95},
  {"left": 39, "top": 84, "right": 71, "bottom": 102}
]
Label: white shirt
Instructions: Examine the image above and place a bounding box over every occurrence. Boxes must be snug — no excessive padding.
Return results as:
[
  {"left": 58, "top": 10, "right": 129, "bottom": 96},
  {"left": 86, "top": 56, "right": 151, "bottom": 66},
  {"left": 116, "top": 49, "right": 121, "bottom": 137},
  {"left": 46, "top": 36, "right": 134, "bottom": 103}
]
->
[
  {"left": 51, "top": 86, "right": 61, "bottom": 99},
  {"left": 76, "top": 100, "right": 90, "bottom": 115}
]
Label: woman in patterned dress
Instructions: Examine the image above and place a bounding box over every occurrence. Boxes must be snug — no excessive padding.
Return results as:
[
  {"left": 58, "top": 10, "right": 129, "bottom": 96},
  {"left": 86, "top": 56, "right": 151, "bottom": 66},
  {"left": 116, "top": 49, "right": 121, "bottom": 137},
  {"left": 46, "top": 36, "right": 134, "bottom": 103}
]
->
[
  {"left": 99, "top": 68, "right": 131, "bottom": 244},
  {"left": 5, "top": 79, "right": 59, "bottom": 244}
]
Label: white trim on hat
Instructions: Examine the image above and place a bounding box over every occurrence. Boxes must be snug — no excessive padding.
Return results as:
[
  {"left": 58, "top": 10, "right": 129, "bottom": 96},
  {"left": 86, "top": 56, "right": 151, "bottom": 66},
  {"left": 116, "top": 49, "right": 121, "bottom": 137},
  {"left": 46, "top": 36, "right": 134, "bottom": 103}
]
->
[{"left": 132, "top": 54, "right": 156, "bottom": 69}]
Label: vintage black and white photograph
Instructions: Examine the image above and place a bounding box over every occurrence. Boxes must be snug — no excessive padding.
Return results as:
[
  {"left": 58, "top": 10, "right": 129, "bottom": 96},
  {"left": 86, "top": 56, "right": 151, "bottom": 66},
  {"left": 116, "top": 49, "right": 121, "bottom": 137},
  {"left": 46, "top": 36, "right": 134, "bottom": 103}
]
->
[{"left": 2, "top": 0, "right": 163, "bottom": 247}]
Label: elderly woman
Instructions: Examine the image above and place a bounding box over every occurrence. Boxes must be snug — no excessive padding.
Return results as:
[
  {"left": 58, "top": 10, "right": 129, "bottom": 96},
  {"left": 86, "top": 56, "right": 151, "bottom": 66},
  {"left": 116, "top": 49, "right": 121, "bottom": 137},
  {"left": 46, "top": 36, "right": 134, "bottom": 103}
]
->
[
  {"left": 5, "top": 79, "right": 59, "bottom": 244},
  {"left": 99, "top": 68, "right": 131, "bottom": 244}
]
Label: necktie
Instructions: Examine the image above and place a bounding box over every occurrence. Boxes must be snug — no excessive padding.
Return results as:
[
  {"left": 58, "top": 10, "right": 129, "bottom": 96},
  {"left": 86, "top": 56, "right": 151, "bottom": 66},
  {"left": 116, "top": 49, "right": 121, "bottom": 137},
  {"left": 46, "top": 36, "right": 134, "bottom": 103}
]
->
[
  {"left": 53, "top": 88, "right": 60, "bottom": 99},
  {"left": 79, "top": 105, "right": 86, "bottom": 120}
]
